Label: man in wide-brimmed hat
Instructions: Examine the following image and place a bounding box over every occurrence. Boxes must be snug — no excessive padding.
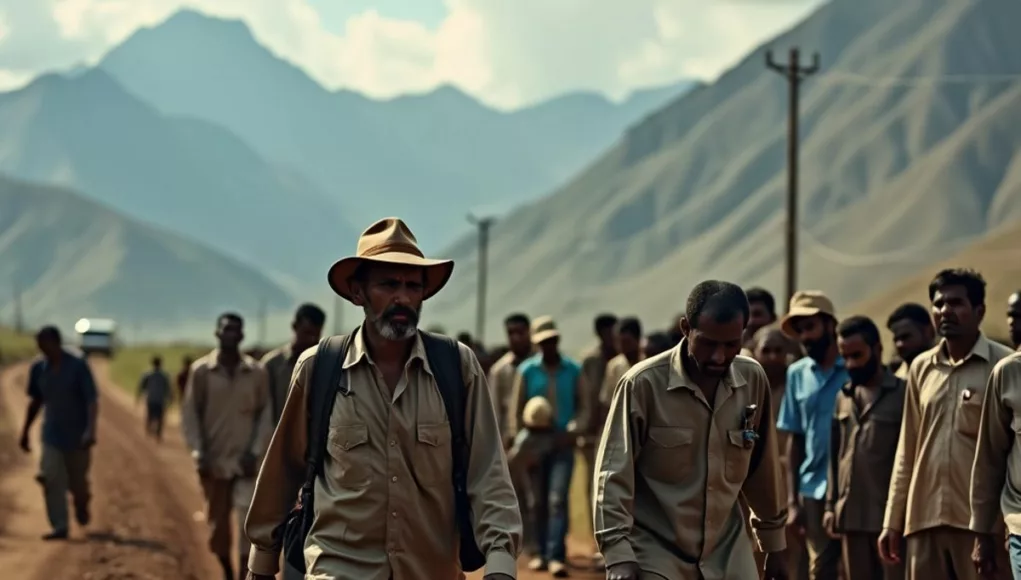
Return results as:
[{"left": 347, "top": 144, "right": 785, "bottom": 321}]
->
[
  {"left": 775, "top": 290, "right": 848, "bottom": 580},
  {"left": 244, "top": 218, "right": 521, "bottom": 580}
]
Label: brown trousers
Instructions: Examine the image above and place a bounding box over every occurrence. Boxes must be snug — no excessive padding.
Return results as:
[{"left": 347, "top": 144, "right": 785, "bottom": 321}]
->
[
  {"left": 906, "top": 526, "right": 1009, "bottom": 580},
  {"left": 200, "top": 477, "right": 254, "bottom": 564},
  {"left": 842, "top": 532, "right": 903, "bottom": 580},
  {"left": 802, "top": 497, "right": 842, "bottom": 580},
  {"left": 37, "top": 445, "right": 91, "bottom": 533}
]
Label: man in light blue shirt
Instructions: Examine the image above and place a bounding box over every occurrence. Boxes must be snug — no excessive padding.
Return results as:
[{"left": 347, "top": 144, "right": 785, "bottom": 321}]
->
[{"left": 776, "top": 291, "right": 848, "bottom": 580}]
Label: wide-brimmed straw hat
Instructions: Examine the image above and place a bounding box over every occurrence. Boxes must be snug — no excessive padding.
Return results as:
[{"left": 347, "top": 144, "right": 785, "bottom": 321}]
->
[
  {"left": 531, "top": 316, "right": 560, "bottom": 344},
  {"left": 327, "top": 217, "right": 454, "bottom": 303},
  {"left": 780, "top": 290, "right": 836, "bottom": 336}
]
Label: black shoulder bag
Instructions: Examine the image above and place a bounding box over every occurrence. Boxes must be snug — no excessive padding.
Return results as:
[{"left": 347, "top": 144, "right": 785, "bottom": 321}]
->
[
  {"left": 281, "top": 333, "right": 352, "bottom": 573},
  {"left": 421, "top": 332, "right": 486, "bottom": 572}
]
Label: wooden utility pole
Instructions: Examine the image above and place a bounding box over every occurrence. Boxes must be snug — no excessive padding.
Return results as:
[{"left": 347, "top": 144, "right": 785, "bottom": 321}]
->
[
  {"left": 257, "top": 299, "right": 267, "bottom": 348},
  {"left": 12, "top": 282, "right": 23, "bottom": 333},
  {"left": 467, "top": 214, "right": 495, "bottom": 344},
  {"left": 766, "top": 47, "right": 820, "bottom": 311}
]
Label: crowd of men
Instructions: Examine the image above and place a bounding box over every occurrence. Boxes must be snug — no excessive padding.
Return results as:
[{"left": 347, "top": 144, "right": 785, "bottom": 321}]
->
[{"left": 12, "top": 215, "right": 1021, "bottom": 580}]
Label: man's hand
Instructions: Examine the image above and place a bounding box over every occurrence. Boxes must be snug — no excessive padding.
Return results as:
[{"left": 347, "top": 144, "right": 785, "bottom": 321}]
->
[
  {"left": 606, "top": 562, "right": 640, "bottom": 580},
  {"left": 763, "top": 550, "right": 789, "bottom": 580},
  {"left": 482, "top": 574, "right": 514, "bottom": 580},
  {"left": 19, "top": 431, "right": 30, "bottom": 453},
  {"left": 80, "top": 428, "right": 96, "bottom": 448},
  {"left": 822, "top": 510, "right": 841, "bottom": 539},
  {"left": 192, "top": 451, "right": 211, "bottom": 479},
  {"left": 972, "top": 533, "right": 999, "bottom": 578},
  {"left": 878, "top": 528, "right": 903, "bottom": 565},
  {"left": 786, "top": 502, "right": 805, "bottom": 538}
]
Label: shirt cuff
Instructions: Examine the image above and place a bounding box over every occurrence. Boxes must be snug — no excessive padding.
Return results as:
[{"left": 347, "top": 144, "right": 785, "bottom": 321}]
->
[
  {"left": 248, "top": 545, "right": 282, "bottom": 576},
  {"left": 600, "top": 539, "right": 638, "bottom": 567},
  {"left": 752, "top": 526, "right": 787, "bottom": 553},
  {"left": 484, "top": 550, "right": 518, "bottom": 578}
]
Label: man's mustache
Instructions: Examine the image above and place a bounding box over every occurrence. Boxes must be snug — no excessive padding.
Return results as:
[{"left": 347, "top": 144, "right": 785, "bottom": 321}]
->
[{"left": 383, "top": 305, "right": 418, "bottom": 322}]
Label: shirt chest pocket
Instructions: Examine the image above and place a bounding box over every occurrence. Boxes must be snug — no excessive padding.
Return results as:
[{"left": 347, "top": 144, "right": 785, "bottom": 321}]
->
[
  {"left": 955, "top": 385, "right": 984, "bottom": 438},
  {"left": 642, "top": 426, "right": 694, "bottom": 483},
  {"left": 414, "top": 423, "right": 452, "bottom": 487},
  {"left": 326, "top": 424, "right": 373, "bottom": 488},
  {"left": 725, "top": 429, "right": 754, "bottom": 484}
]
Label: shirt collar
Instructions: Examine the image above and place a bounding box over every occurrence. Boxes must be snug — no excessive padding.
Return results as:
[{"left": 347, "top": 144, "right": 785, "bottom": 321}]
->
[
  {"left": 841, "top": 368, "right": 899, "bottom": 395},
  {"left": 207, "top": 349, "right": 256, "bottom": 372},
  {"left": 666, "top": 339, "right": 747, "bottom": 392},
  {"left": 342, "top": 325, "right": 431, "bottom": 376},
  {"left": 932, "top": 333, "right": 993, "bottom": 366}
]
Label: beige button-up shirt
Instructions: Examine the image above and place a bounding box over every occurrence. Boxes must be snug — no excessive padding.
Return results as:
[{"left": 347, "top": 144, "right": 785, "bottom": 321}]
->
[
  {"left": 884, "top": 335, "right": 1015, "bottom": 536},
  {"left": 260, "top": 344, "right": 300, "bottom": 425},
  {"left": 599, "top": 353, "right": 642, "bottom": 407},
  {"left": 594, "top": 343, "right": 786, "bottom": 580},
  {"left": 181, "top": 350, "right": 272, "bottom": 480},
  {"left": 245, "top": 329, "right": 521, "bottom": 580},
  {"left": 488, "top": 350, "right": 529, "bottom": 442},
  {"left": 581, "top": 345, "right": 613, "bottom": 433},
  {"left": 970, "top": 352, "right": 1021, "bottom": 535}
]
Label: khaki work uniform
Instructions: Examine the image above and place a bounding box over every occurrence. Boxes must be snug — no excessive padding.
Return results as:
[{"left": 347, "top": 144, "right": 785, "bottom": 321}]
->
[
  {"left": 884, "top": 336, "right": 1015, "bottom": 580},
  {"left": 181, "top": 351, "right": 272, "bottom": 564},
  {"left": 970, "top": 353, "right": 1021, "bottom": 560},
  {"left": 828, "top": 372, "right": 905, "bottom": 580},
  {"left": 594, "top": 344, "right": 787, "bottom": 580},
  {"left": 599, "top": 353, "right": 643, "bottom": 408},
  {"left": 244, "top": 329, "right": 521, "bottom": 580},
  {"left": 487, "top": 349, "right": 534, "bottom": 555},
  {"left": 261, "top": 344, "right": 301, "bottom": 426}
]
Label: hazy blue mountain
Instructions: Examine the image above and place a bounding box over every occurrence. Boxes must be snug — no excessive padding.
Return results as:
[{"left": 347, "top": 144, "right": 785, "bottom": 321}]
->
[
  {"left": 98, "top": 9, "right": 696, "bottom": 248},
  {"left": 426, "top": 0, "right": 1021, "bottom": 348},
  {"left": 0, "top": 174, "right": 293, "bottom": 338},
  {"left": 0, "top": 69, "right": 359, "bottom": 286}
]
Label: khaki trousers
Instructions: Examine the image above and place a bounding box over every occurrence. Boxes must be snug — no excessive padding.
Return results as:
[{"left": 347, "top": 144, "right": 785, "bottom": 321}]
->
[
  {"left": 802, "top": 497, "right": 842, "bottom": 580},
  {"left": 906, "top": 526, "right": 1009, "bottom": 580},
  {"left": 842, "top": 531, "right": 903, "bottom": 580},
  {"left": 37, "top": 444, "right": 91, "bottom": 533},
  {"left": 201, "top": 476, "right": 255, "bottom": 566}
]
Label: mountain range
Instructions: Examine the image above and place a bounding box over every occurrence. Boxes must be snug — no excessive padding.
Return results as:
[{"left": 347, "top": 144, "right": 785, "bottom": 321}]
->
[
  {"left": 427, "top": 0, "right": 1021, "bottom": 347},
  {"left": 98, "top": 9, "right": 697, "bottom": 249},
  {"left": 0, "top": 174, "right": 292, "bottom": 337}
]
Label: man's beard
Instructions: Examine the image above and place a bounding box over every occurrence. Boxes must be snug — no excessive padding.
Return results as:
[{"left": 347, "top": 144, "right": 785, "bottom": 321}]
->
[
  {"left": 365, "top": 304, "right": 421, "bottom": 341},
  {"left": 802, "top": 333, "right": 831, "bottom": 361}
]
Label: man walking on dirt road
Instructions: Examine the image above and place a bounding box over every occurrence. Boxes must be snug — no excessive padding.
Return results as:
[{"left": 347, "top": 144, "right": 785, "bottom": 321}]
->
[
  {"left": 182, "top": 313, "right": 272, "bottom": 580},
  {"left": 261, "top": 303, "right": 326, "bottom": 428},
  {"left": 136, "top": 355, "right": 172, "bottom": 442},
  {"left": 245, "top": 217, "right": 521, "bottom": 580},
  {"left": 593, "top": 281, "right": 788, "bottom": 579},
  {"left": 18, "top": 325, "right": 99, "bottom": 541}
]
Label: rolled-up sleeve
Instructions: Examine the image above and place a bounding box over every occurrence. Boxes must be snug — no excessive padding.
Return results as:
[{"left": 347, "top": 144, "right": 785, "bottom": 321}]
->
[
  {"left": 593, "top": 375, "right": 643, "bottom": 566},
  {"left": 970, "top": 359, "right": 1013, "bottom": 534},
  {"left": 461, "top": 344, "right": 522, "bottom": 578},
  {"left": 742, "top": 377, "right": 787, "bottom": 553},
  {"left": 245, "top": 353, "right": 312, "bottom": 576},
  {"left": 776, "top": 368, "right": 802, "bottom": 434},
  {"left": 883, "top": 364, "right": 921, "bottom": 532}
]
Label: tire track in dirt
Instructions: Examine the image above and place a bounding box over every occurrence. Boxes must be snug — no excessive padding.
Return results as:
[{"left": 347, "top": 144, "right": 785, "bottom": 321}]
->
[{"left": 0, "top": 360, "right": 219, "bottom": 580}]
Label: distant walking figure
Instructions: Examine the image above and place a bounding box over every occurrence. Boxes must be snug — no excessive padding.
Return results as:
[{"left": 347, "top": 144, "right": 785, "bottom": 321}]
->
[
  {"left": 18, "top": 325, "right": 99, "bottom": 541},
  {"left": 137, "top": 355, "right": 172, "bottom": 441}
]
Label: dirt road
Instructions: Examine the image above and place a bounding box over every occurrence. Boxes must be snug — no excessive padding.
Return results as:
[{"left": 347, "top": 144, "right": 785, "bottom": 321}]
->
[{"left": 0, "top": 360, "right": 603, "bottom": 580}]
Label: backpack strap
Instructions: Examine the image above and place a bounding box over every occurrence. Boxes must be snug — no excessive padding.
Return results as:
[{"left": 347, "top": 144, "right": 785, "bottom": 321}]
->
[
  {"left": 303, "top": 333, "right": 353, "bottom": 487},
  {"left": 421, "top": 333, "right": 473, "bottom": 499}
]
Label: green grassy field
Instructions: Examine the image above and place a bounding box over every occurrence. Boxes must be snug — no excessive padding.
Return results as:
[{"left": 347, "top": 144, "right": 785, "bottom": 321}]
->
[
  {"left": 0, "top": 327, "right": 36, "bottom": 365},
  {"left": 107, "top": 343, "right": 210, "bottom": 402}
]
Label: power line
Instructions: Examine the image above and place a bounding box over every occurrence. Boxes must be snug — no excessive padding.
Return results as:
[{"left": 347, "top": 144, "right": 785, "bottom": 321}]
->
[
  {"left": 815, "top": 71, "right": 1021, "bottom": 87},
  {"left": 767, "top": 46, "right": 820, "bottom": 312}
]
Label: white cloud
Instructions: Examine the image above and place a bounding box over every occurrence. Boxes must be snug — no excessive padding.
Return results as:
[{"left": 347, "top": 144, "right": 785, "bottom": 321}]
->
[{"left": 0, "top": 0, "right": 820, "bottom": 109}]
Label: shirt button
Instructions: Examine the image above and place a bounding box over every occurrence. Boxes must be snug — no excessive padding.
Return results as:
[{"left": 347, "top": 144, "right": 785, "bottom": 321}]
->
[
  {"left": 392, "top": 511, "right": 398, "bottom": 518},
  {"left": 391, "top": 476, "right": 398, "bottom": 482},
  {"left": 389, "top": 440, "right": 396, "bottom": 447}
]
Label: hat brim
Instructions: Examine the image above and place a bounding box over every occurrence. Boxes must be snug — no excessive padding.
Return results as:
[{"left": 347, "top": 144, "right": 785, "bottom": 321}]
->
[
  {"left": 780, "top": 307, "right": 834, "bottom": 336},
  {"left": 532, "top": 329, "right": 560, "bottom": 344},
  {"left": 327, "top": 252, "right": 454, "bottom": 303}
]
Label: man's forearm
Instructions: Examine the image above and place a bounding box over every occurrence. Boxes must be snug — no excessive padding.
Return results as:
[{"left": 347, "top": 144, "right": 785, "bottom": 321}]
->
[{"left": 22, "top": 401, "right": 41, "bottom": 435}]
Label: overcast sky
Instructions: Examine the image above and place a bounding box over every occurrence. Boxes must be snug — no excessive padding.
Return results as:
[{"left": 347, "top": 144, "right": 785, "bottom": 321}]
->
[{"left": 0, "top": 0, "right": 822, "bottom": 110}]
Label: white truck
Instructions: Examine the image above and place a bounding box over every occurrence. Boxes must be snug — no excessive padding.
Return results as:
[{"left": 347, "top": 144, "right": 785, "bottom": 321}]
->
[{"left": 74, "top": 318, "right": 117, "bottom": 357}]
